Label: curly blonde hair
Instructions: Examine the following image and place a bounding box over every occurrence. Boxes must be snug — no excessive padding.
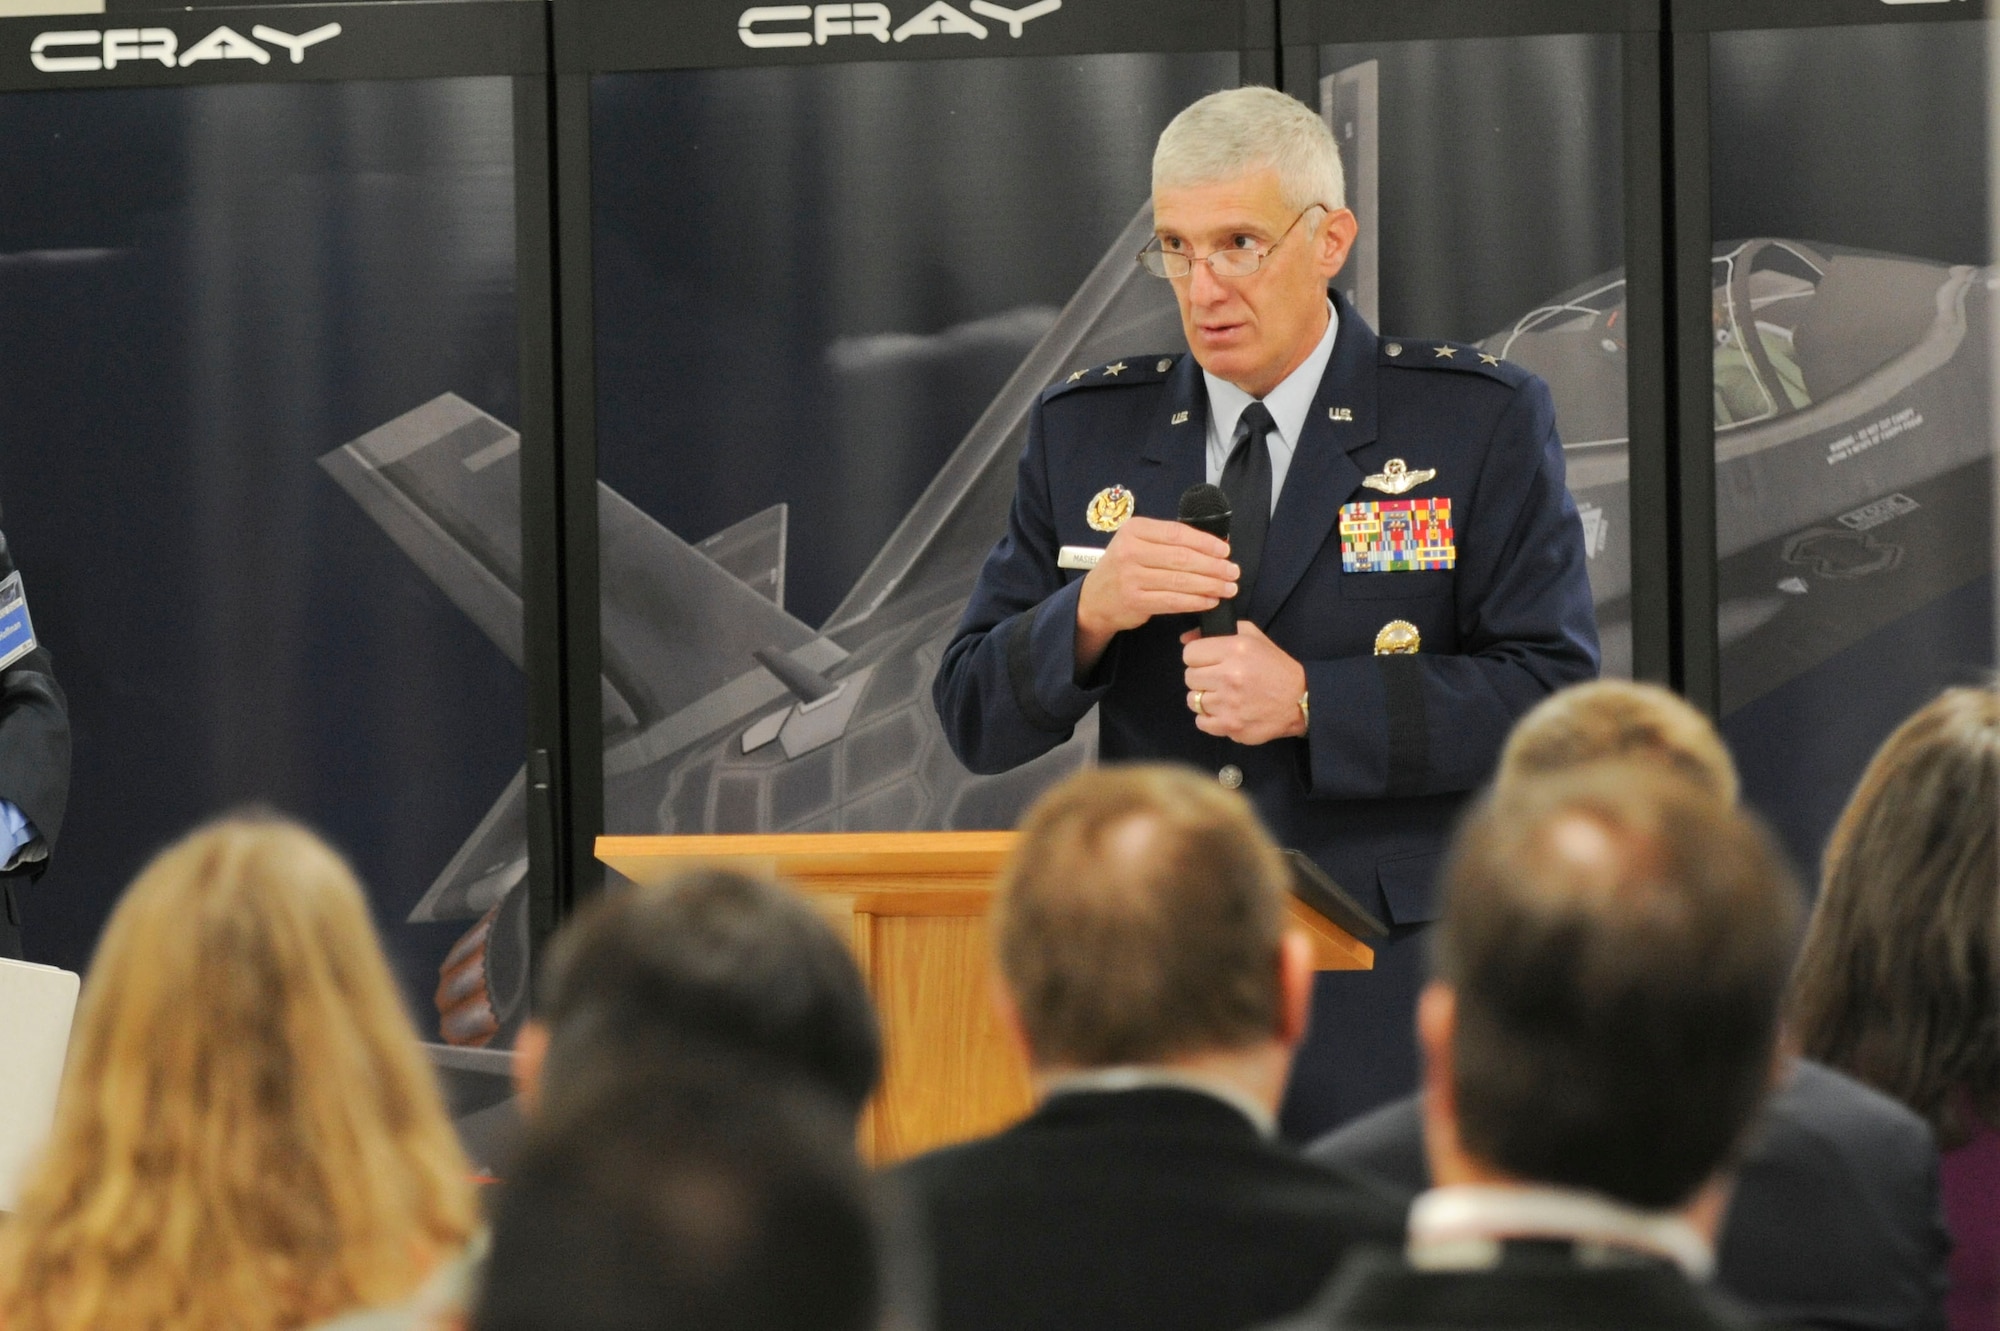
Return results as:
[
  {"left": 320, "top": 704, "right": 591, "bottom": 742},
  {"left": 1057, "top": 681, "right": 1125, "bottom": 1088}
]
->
[{"left": 0, "top": 815, "right": 476, "bottom": 1331}]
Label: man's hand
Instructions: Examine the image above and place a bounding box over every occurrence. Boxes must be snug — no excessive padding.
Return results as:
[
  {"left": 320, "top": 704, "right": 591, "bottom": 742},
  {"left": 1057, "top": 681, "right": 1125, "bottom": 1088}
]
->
[
  {"left": 1075, "top": 517, "right": 1238, "bottom": 671},
  {"left": 1181, "top": 622, "right": 1308, "bottom": 745}
]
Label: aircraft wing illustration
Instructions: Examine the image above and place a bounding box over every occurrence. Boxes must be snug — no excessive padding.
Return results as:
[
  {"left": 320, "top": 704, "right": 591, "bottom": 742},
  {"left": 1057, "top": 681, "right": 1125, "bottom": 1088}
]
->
[
  {"left": 319, "top": 393, "right": 837, "bottom": 923},
  {"left": 822, "top": 203, "right": 1187, "bottom": 639}
]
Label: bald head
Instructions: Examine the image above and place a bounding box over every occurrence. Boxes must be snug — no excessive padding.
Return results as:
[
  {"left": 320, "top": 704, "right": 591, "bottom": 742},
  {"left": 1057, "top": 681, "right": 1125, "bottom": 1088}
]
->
[
  {"left": 994, "top": 765, "right": 1291, "bottom": 1069},
  {"left": 1434, "top": 763, "right": 1801, "bottom": 1208}
]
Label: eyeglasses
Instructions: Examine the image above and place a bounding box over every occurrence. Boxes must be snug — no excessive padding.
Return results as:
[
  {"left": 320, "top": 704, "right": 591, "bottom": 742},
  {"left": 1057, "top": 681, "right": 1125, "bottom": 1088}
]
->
[{"left": 1138, "top": 205, "right": 1326, "bottom": 280}]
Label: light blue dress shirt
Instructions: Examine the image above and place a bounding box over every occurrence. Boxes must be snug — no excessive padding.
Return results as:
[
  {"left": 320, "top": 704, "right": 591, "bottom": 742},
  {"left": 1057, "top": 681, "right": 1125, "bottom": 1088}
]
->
[{"left": 1200, "top": 298, "right": 1341, "bottom": 512}]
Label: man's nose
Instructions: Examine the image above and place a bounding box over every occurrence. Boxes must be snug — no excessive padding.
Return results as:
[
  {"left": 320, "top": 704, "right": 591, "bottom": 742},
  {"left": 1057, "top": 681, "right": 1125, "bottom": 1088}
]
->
[{"left": 1188, "top": 256, "right": 1230, "bottom": 306}]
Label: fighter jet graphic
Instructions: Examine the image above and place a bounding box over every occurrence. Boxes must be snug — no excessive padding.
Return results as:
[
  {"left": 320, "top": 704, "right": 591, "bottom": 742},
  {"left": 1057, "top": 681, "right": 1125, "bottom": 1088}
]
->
[
  {"left": 325, "top": 219, "right": 1998, "bottom": 1048},
  {"left": 320, "top": 201, "right": 1185, "bottom": 1045},
  {"left": 1489, "top": 237, "right": 1997, "bottom": 700}
]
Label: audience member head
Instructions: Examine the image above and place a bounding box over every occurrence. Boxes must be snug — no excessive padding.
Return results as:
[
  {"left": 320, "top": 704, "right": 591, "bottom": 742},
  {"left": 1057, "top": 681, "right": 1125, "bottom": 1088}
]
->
[
  {"left": 0, "top": 815, "right": 476, "bottom": 1331},
  {"left": 515, "top": 869, "right": 882, "bottom": 1119},
  {"left": 993, "top": 764, "right": 1313, "bottom": 1107},
  {"left": 1789, "top": 685, "right": 2000, "bottom": 1145},
  {"left": 476, "top": 1054, "right": 880, "bottom": 1331},
  {"left": 1497, "top": 678, "right": 1739, "bottom": 805},
  {"left": 1423, "top": 765, "right": 1801, "bottom": 1213}
]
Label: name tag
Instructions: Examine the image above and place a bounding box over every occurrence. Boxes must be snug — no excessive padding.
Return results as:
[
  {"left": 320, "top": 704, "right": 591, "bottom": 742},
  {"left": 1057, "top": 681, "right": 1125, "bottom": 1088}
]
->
[
  {"left": 1340, "top": 499, "right": 1455, "bottom": 572},
  {"left": 0, "top": 573, "right": 37, "bottom": 671}
]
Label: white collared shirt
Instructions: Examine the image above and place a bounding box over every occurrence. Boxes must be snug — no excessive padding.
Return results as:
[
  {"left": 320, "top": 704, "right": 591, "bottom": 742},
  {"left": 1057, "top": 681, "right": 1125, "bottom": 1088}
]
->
[
  {"left": 1407, "top": 1184, "right": 1716, "bottom": 1279},
  {"left": 1038, "top": 1065, "right": 1278, "bottom": 1140},
  {"left": 1202, "top": 299, "right": 1340, "bottom": 513}
]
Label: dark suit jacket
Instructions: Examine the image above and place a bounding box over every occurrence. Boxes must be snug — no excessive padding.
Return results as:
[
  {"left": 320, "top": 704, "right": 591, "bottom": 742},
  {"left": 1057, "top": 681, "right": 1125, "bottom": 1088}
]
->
[
  {"left": 1308, "top": 1061, "right": 1950, "bottom": 1331},
  {"left": 890, "top": 1087, "right": 1411, "bottom": 1331},
  {"left": 0, "top": 525, "right": 70, "bottom": 959},
  {"left": 931, "top": 294, "right": 1598, "bottom": 1125},
  {"left": 1260, "top": 1242, "right": 1759, "bottom": 1331}
]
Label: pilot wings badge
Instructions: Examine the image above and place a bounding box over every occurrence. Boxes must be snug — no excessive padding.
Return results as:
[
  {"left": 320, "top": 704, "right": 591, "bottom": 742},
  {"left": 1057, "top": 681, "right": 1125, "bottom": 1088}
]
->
[
  {"left": 1086, "top": 486, "right": 1136, "bottom": 533},
  {"left": 1362, "top": 458, "right": 1437, "bottom": 495}
]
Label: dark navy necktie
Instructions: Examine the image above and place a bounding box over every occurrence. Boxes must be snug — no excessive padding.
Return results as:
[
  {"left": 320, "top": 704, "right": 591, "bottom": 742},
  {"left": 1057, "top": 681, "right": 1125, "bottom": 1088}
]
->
[{"left": 1220, "top": 401, "right": 1275, "bottom": 610}]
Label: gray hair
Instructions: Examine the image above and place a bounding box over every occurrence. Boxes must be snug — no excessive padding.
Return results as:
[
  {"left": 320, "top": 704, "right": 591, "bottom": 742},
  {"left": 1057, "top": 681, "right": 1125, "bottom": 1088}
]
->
[{"left": 1153, "top": 86, "right": 1345, "bottom": 214}]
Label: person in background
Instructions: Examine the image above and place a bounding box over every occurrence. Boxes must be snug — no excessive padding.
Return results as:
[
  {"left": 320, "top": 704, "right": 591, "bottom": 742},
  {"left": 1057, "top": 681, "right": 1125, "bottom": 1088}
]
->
[
  {"left": 1789, "top": 685, "right": 2000, "bottom": 1331},
  {"left": 473, "top": 1055, "right": 880, "bottom": 1331},
  {"left": 1315, "top": 678, "right": 1950, "bottom": 1330},
  {"left": 894, "top": 764, "right": 1407, "bottom": 1331},
  {"left": 513, "top": 867, "right": 882, "bottom": 1120},
  {"left": 0, "top": 522, "right": 69, "bottom": 959},
  {"left": 1269, "top": 764, "right": 1800, "bottom": 1330},
  {"left": 323, "top": 869, "right": 897, "bottom": 1331},
  {"left": 0, "top": 816, "right": 477, "bottom": 1331}
]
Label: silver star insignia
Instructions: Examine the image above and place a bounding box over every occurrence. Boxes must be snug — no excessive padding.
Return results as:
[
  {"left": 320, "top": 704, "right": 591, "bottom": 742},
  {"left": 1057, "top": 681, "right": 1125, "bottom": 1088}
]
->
[
  {"left": 1433, "top": 345, "right": 1457, "bottom": 359},
  {"left": 1103, "top": 362, "right": 1128, "bottom": 376},
  {"left": 1479, "top": 353, "right": 1502, "bottom": 367},
  {"left": 1067, "top": 370, "right": 1086, "bottom": 382}
]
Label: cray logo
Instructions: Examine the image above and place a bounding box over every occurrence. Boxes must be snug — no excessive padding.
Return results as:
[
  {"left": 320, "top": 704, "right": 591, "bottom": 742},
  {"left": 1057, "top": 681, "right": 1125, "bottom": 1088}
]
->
[
  {"left": 739, "top": 0, "right": 1059, "bottom": 48},
  {"left": 29, "top": 22, "right": 342, "bottom": 73}
]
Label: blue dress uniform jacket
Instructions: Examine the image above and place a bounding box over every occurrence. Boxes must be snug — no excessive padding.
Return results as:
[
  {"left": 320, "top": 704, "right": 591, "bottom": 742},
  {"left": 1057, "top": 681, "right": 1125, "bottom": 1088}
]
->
[{"left": 933, "top": 292, "right": 1599, "bottom": 1133}]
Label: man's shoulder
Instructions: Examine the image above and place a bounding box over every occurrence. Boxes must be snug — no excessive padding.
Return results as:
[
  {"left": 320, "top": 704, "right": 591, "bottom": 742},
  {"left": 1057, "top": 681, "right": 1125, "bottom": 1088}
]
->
[
  {"left": 891, "top": 1097, "right": 1407, "bottom": 1226},
  {"left": 1764, "top": 1058, "right": 1936, "bottom": 1164},
  {"left": 1258, "top": 1247, "right": 1760, "bottom": 1331},
  {"left": 1384, "top": 333, "right": 1536, "bottom": 391},
  {"left": 1306, "top": 1094, "right": 1429, "bottom": 1193},
  {"left": 1038, "top": 353, "right": 1187, "bottom": 407}
]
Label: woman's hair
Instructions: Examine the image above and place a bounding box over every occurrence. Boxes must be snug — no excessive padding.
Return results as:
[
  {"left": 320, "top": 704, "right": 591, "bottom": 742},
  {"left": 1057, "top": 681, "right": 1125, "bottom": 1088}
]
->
[
  {"left": 0, "top": 815, "right": 477, "bottom": 1331},
  {"left": 1789, "top": 686, "right": 2000, "bottom": 1145}
]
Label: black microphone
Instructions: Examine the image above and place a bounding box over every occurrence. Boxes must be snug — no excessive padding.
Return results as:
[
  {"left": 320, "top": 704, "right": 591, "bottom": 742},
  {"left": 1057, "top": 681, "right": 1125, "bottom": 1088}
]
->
[{"left": 1178, "top": 483, "right": 1236, "bottom": 637}]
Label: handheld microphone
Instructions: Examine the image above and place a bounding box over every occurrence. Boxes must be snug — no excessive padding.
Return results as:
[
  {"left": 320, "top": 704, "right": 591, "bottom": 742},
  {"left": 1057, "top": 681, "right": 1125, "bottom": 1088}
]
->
[{"left": 1177, "top": 483, "right": 1236, "bottom": 637}]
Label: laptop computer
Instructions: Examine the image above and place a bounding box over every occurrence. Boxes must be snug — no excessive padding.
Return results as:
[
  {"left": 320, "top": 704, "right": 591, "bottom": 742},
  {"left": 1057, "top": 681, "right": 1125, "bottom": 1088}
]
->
[{"left": 0, "top": 957, "right": 78, "bottom": 1210}]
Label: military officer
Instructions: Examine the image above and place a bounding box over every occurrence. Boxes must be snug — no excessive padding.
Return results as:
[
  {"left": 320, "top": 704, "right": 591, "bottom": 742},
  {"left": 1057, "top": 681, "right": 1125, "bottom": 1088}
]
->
[{"left": 932, "top": 87, "right": 1598, "bottom": 1133}]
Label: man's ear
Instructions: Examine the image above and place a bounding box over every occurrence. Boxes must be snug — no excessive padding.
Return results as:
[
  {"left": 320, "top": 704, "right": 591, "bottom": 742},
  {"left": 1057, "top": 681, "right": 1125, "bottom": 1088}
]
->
[
  {"left": 513, "top": 1018, "right": 550, "bottom": 1115},
  {"left": 1316, "top": 207, "right": 1359, "bottom": 282},
  {"left": 1276, "top": 930, "right": 1316, "bottom": 1049},
  {"left": 989, "top": 969, "right": 1035, "bottom": 1069},
  {"left": 1416, "top": 983, "right": 1457, "bottom": 1118}
]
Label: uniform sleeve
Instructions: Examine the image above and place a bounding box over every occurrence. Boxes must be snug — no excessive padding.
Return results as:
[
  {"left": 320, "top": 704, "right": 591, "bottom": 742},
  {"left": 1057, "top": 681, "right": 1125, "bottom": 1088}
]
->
[
  {"left": 932, "top": 401, "right": 1116, "bottom": 775},
  {"left": 1301, "top": 375, "right": 1599, "bottom": 800}
]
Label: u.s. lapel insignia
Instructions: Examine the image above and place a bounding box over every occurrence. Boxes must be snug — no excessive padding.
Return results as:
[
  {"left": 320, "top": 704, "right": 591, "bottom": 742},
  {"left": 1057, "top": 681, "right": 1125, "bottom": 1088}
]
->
[
  {"left": 1171, "top": 411, "right": 1190, "bottom": 425},
  {"left": 1328, "top": 407, "right": 1354, "bottom": 422},
  {"left": 1362, "top": 458, "right": 1437, "bottom": 495},
  {"left": 1086, "top": 485, "right": 1136, "bottom": 533}
]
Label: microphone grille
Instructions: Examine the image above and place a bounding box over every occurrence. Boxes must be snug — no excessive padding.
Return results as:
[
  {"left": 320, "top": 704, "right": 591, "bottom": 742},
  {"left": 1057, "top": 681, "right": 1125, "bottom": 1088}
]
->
[{"left": 1177, "top": 483, "right": 1231, "bottom": 525}]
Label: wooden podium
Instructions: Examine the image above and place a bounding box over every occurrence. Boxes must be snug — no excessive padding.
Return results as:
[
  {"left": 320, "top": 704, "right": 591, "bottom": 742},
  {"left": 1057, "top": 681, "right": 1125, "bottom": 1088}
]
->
[{"left": 597, "top": 831, "right": 1372, "bottom": 1162}]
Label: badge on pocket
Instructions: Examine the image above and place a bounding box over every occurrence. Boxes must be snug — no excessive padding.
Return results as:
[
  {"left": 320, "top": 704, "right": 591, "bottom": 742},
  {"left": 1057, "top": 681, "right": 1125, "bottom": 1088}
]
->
[{"left": 1340, "top": 499, "right": 1455, "bottom": 572}]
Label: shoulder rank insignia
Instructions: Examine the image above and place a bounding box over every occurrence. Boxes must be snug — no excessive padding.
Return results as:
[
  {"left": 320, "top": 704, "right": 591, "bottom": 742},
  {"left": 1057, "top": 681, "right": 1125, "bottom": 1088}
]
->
[
  {"left": 1341, "top": 499, "right": 1455, "bottom": 572},
  {"left": 1086, "top": 485, "right": 1136, "bottom": 533},
  {"left": 1362, "top": 458, "right": 1437, "bottom": 495}
]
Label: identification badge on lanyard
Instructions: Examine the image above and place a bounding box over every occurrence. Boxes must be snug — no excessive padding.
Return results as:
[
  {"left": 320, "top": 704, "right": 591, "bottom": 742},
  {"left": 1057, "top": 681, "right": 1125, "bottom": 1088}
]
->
[{"left": 0, "top": 572, "right": 39, "bottom": 671}]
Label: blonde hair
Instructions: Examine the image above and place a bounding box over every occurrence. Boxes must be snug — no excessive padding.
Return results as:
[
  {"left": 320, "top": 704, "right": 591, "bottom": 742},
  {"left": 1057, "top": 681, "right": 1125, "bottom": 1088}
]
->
[
  {"left": 0, "top": 816, "right": 476, "bottom": 1331},
  {"left": 1497, "top": 679, "right": 1740, "bottom": 807},
  {"left": 1153, "top": 86, "right": 1345, "bottom": 213},
  {"left": 994, "top": 765, "right": 1289, "bottom": 1068}
]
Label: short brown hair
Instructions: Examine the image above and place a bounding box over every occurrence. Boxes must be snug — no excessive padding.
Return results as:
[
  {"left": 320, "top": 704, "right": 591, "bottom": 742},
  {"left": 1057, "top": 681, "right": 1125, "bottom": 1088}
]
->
[
  {"left": 1437, "top": 764, "right": 1800, "bottom": 1208},
  {"left": 1498, "top": 680, "right": 1739, "bottom": 805},
  {"left": 994, "top": 765, "right": 1290, "bottom": 1068},
  {"left": 1790, "top": 686, "right": 2000, "bottom": 1145},
  {"left": 540, "top": 870, "right": 882, "bottom": 1116}
]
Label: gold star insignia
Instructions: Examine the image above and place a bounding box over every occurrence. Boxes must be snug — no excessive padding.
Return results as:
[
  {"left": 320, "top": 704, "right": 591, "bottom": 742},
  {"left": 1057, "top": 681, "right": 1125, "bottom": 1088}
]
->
[
  {"left": 1433, "top": 345, "right": 1457, "bottom": 359},
  {"left": 1067, "top": 370, "right": 1086, "bottom": 382},
  {"left": 1103, "top": 362, "right": 1127, "bottom": 376},
  {"left": 1479, "top": 353, "right": 1502, "bottom": 367}
]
